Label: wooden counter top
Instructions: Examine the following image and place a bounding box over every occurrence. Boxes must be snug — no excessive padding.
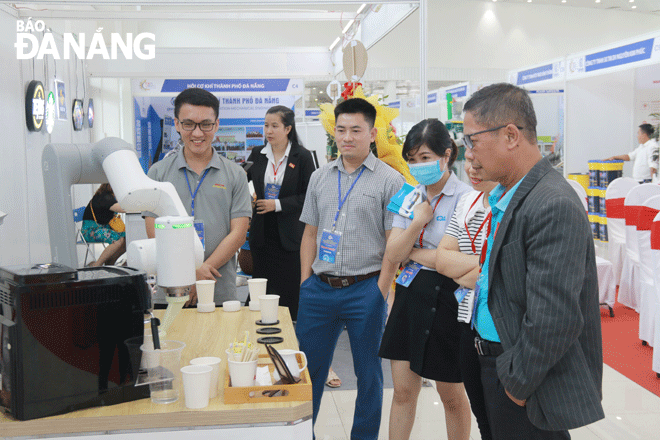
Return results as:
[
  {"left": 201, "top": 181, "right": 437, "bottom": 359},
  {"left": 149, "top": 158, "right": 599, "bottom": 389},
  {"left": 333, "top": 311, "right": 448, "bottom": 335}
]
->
[{"left": 0, "top": 306, "right": 311, "bottom": 437}]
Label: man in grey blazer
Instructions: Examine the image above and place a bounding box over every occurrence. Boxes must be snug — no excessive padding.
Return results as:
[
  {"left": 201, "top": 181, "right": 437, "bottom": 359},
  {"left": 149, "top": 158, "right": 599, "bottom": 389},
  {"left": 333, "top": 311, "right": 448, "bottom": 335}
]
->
[{"left": 462, "top": 83, "right": 604, "bottom": 439}]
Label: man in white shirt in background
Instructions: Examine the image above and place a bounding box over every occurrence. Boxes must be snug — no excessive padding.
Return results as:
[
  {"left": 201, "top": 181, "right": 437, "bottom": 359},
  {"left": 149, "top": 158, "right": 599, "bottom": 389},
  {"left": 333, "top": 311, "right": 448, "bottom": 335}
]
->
[{"left": 607, "top": 123, "right": 658, "bottom": 183}]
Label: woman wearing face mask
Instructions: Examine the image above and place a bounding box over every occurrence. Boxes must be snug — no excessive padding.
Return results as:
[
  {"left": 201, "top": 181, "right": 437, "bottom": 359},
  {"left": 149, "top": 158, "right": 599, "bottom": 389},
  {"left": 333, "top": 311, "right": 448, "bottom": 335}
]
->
[
  {"left": 246, "top": 105, "right": 316, "bottom": 321},
  {"left": 379, "top": 119, "right": 472, "bottom": 440},
  {"left": 434, "top": 157, "right": 498, "bottom": 440}
]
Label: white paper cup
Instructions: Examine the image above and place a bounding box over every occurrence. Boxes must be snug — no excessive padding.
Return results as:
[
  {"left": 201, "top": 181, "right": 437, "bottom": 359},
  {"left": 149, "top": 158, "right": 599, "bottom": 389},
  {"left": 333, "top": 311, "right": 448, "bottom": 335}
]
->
[
  {"left": 222, "top": 300, "right": 241, "bottom": 312},
  {"left": 227, "top": 358, "right": 258, "bottom": 387},
  {"left": 247, "top": 278, "right": 267, "bottom": 306},
  {"left": 259, "top": 294, "right": 280, "bottom": 324},
  {"left": 181, "top": 364, "right": 212, "bottom": 409},
  {"left": 190, "top": 357, "right": 221, "bottom": 399},
  {"left": 196, "top": 280, "right": 215, "bottom": 304}
]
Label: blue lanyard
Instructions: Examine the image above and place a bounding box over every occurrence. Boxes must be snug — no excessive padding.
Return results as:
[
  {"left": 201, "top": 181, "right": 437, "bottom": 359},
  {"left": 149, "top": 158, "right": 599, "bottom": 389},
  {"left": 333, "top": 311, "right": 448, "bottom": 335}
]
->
[
  {"left": 184, "top": 168, "right": 210, "bottom": 217},
  {"left": 333, "top": 166, "right": 366, "bottom": 229}
]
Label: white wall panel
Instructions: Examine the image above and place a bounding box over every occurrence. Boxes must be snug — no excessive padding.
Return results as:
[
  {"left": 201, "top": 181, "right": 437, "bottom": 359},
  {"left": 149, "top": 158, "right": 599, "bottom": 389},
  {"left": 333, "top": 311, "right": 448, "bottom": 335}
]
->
[{"left": 565, "top": 69, "right": 636, "bottom": 176}]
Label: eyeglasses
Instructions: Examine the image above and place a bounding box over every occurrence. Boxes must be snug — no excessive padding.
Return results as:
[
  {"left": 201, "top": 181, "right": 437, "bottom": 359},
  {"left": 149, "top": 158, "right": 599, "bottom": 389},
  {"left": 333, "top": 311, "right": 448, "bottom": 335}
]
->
[
  {"left": 463, "top": 124, "right": 523, "bottom": 150},
  {"left": 177, "top": 119, "right": 217, "bottom": 132}
]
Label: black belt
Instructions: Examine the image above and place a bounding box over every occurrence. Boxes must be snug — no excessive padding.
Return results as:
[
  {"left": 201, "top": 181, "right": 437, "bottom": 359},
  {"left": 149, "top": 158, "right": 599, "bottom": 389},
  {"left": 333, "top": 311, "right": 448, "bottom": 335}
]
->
[
  {"left": 318, "top": 271, "right": 380, "bottom": 289},
  {"left": 474, "top": 335, "right": 504, "bottom": 357}
]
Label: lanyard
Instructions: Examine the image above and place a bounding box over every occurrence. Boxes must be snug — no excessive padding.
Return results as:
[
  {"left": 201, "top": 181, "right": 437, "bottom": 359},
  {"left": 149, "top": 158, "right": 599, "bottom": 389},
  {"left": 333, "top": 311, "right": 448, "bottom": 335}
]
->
[
  {"left": 478, "top": 190, "right": 508, "bottom": 268},
  {"left": 272, "top": 160, "right": 284, "bottom": 178},
  {"left": 464, "top": 192, "right": 489, "bottom": 254},
  {"left": 333, "top": 167, "right": 366, "bottom": 230},
  {"left": 418, "top": 194, "right": 444, "bottom": 248},
  {"left": 184, "top": 168, "right": 210, "bottom": 217}
]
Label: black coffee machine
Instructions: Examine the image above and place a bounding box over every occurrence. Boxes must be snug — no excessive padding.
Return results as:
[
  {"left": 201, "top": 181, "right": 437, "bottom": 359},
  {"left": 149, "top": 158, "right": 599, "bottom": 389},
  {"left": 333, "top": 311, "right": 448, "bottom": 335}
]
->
[{"left": 0, "top": 263, "right": 151, "bottom": 420}]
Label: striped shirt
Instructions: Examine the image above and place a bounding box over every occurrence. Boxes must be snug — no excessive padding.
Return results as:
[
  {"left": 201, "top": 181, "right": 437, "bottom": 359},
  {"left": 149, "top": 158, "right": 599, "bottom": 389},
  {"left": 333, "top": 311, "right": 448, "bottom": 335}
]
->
[
  {"left": 445, "top": 191, "right": 491, "bottom": 323},
  {"left": 300, "top": 153, "right": 405, "bottom": 276}
]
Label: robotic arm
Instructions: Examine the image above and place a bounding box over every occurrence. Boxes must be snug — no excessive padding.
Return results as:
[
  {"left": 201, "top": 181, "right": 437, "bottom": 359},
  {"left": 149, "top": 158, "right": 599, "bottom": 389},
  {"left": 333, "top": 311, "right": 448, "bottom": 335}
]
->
[{"left": 42, "top": 138, "right": 203, "bottom": 297}]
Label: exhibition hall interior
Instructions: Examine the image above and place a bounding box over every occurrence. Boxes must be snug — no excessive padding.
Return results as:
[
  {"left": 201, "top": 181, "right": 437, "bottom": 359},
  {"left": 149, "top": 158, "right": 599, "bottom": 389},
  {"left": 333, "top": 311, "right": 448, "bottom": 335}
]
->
[{"left": 1, "top": 1, "right": 660, "bottom": 439}]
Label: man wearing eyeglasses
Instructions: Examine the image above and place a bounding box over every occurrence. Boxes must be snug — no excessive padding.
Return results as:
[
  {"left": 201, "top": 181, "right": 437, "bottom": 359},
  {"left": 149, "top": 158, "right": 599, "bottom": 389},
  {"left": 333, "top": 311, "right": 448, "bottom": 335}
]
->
[
  {"left": 462, "top": 83, "right": 604, "bottom": 439},
  {"left": 145, "top": 88, "right": 252, "bottom": 307}
]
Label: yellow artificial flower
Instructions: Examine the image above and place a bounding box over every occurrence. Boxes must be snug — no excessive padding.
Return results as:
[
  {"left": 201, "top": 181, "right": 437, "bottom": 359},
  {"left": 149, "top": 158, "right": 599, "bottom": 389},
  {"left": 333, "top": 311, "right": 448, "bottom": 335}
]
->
[{"left": 318, "top": 85, "right": 417, "bottom": 185}]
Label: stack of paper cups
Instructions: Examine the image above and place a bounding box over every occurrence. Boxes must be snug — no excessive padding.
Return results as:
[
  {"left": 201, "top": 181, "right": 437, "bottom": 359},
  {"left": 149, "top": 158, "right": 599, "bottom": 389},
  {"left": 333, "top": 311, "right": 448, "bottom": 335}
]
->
[{"left": 247, "top": 278, "right": 267, "bottom": 311}]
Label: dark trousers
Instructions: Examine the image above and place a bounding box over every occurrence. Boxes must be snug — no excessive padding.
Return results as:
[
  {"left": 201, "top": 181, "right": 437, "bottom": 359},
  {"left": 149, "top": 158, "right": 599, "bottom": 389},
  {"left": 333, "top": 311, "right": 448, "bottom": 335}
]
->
[
  {"left": 478, "top": 354, "right": 570, "bottom": 440},
  {"left": 459, "top": 324, "right": 492, "bottom": 440}
]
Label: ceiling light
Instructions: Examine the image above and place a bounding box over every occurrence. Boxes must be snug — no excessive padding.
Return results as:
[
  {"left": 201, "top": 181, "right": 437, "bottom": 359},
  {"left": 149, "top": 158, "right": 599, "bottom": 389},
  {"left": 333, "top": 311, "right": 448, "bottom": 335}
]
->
[
  {"left": 562, "top": 0, "right": 566, "bottom": 3},
  {"left": 357, "top": 4, "right": 367, "bottom": 14},
  {"left": 595, "top": 0, "right": 600, "bottom": 3},
  {"left": 342, "top": 19, "right": 355, "bottom": 34},
  {"left": 632, "top": 5, "right": 637, "bottom": 8},
  {"left": 630, "top": 0, "right": 635, "bottom": 2},
  {"left": 329, "top": 37, "right": 341, "bottom": 50}
]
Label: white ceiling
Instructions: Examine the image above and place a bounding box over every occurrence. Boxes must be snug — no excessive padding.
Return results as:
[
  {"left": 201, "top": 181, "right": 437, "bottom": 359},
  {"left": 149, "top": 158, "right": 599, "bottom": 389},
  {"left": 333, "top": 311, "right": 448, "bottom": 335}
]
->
[{"left": 8, "top": 0, "right": 660, "bottom": 16}]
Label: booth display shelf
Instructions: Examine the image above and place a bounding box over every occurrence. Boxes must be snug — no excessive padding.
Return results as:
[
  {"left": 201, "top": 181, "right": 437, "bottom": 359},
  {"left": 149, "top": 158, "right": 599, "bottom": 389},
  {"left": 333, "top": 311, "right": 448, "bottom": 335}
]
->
[{"left": 0, "top": 306, "right": 312, "bottom": 439}]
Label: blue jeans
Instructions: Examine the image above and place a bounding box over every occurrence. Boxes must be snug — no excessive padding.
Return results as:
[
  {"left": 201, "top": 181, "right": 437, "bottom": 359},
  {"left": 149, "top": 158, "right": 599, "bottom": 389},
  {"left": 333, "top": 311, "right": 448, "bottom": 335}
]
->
[{"left": 295, "top": 274, "right": 386, "bottom": 440}]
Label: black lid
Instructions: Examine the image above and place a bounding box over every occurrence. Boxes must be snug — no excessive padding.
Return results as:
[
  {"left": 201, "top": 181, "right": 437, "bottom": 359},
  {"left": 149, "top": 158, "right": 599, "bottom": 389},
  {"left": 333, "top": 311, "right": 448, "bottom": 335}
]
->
[{"left": 0, "top": 263, "right": 77, "bottom": 285}]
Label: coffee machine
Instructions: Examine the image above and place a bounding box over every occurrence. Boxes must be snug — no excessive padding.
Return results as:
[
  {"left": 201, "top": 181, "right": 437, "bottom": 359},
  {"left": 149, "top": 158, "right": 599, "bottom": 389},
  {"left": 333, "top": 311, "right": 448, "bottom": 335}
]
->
[{"left": 0, "top": 263, "right": 151, "bottom": 420}]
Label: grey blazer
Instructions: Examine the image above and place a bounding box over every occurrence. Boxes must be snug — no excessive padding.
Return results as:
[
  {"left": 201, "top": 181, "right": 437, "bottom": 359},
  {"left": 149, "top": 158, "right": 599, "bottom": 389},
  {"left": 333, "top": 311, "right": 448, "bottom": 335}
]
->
[{"left": 488, "top": 158, "right": 605, "bottom": 430}]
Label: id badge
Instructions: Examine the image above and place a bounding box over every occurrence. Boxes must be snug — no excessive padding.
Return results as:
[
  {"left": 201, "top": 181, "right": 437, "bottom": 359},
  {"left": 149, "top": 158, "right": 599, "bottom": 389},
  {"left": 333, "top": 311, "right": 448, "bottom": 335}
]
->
[
  {"left": 265, "top": 183, "right": 281, "bottom": 200},
  {"left": 194, "top": 220, "right": 205, "bottom": 251},
  {"left": 396, "top": 261, "right": 423, "bottom": 287},
  {"left": 319, "top": 229, "right": 341, "bottom": 263}
]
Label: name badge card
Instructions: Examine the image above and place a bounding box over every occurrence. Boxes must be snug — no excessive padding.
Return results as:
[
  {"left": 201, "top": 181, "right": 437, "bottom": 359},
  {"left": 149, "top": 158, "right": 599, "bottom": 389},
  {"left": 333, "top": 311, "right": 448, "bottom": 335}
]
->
[
  {"left": 265, "top": 183, "right": 281, "bottom": 199},
  {"left": 396, "top": 261, "right": 423, "bottom": 287},
  {"left": 194, "top": 220, "right": 205, "bottom": 251},
  {"left": 319, "top": 229, "right": 341, "bottom": 263}
]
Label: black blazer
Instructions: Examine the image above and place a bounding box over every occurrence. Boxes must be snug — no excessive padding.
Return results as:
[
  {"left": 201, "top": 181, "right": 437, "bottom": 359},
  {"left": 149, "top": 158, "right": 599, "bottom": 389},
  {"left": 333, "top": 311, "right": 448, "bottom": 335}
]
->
[
  {"left": 488, "top": 158, "right": 604, "bottom": 430},
  {"left": 246, "top": 144, "right": 316, "bottom": 252}
]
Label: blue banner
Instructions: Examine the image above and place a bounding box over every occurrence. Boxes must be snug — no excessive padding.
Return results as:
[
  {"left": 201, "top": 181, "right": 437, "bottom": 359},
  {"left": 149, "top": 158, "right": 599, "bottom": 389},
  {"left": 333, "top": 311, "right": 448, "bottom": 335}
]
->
[
  {"left": 517, "top": 64, "right": 554, "bottom": 85},
  {"left": 388, "top": 101, "right": 401, "bottom": 109},
  {"left": 428, "top": 92, "right": 437, "bottom": 104},
  {"left": 160, "top": 79, "right": 301, "bottom": 93},
  {"left": 305, "top": 110, "right": 321, "bottom": 117},
  {"left": 446, "top": 85, "right": 467, "bottom": 98},
  {"left": 585, "top": 38, "right": 654, "bottom": 72}
]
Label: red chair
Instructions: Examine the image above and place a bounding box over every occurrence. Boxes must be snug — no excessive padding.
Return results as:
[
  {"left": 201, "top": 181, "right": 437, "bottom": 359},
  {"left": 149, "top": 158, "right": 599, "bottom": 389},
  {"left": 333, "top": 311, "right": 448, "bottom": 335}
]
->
[
  {"left": 618, "top": 184, "right": 660, "bottom": 311},
  {"left": 605, "top": 177, "right": 638, "bottom": 285}
]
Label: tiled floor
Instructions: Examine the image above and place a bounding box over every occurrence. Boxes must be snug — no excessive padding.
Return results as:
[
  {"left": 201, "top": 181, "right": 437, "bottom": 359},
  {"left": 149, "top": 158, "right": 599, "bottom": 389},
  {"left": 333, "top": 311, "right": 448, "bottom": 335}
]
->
[{"left": 313, "top": 364, "right": 660, "bottom": 440}]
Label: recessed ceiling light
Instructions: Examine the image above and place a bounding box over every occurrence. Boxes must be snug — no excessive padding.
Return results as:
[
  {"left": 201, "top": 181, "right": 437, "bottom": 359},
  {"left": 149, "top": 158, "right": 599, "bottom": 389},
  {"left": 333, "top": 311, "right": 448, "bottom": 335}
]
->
[
  {"left": 595, "top": 0, "right": 600, "bottom": 3},
  {"left": 632, "top": 5, "right": 637, "bottom": 8},
  {"left": 630, "top": 0, "right": 635, "bottom": 3}
]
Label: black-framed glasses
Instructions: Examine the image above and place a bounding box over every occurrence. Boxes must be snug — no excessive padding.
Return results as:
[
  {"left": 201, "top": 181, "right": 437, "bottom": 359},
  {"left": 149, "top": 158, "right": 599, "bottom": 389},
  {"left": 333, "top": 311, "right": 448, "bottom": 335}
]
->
[
  {"left": 177, "top": 119, "right": 217, "bottom": 132},
  {"left": 463, "top": 124, "right": 523, "bottom": 150}
]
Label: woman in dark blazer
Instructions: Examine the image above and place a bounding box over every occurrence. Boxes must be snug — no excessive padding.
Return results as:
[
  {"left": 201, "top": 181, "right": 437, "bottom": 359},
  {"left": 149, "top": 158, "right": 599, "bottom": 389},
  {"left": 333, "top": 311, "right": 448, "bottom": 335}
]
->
[{"left": 246, "top": 105, "right": 315, "bottom": 321}]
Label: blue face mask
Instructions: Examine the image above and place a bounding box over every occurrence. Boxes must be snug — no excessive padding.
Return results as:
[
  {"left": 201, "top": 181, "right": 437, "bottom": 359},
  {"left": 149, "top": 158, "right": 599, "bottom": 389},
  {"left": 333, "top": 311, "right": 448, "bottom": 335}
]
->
[{"left": 408, "top": 160, "right": 445, "bottom": 185}]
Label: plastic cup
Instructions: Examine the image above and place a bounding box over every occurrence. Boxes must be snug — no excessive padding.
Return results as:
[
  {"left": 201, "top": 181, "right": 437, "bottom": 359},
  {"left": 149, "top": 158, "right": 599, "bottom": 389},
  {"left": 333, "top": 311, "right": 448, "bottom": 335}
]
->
[
  {"left": 196, "top": 280, "right": 216, "bottom": 304},
  {"left": 247, "top": 278, "right": 267, "bottom": 306},
  {"left": 227, "top": 358, "right": 258, "bottom": 387},
  {"left": 181, "top": 364, "right": 212, "bottom": 409},
  {"left": 259, "top": 294, "right": 280, "bottom": 324},
  {"left": 139, "top": 340, "right": 186, "bottom": 404},
  {"left": 190, "top": 356, "right": 222, "bottom": 399}
]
